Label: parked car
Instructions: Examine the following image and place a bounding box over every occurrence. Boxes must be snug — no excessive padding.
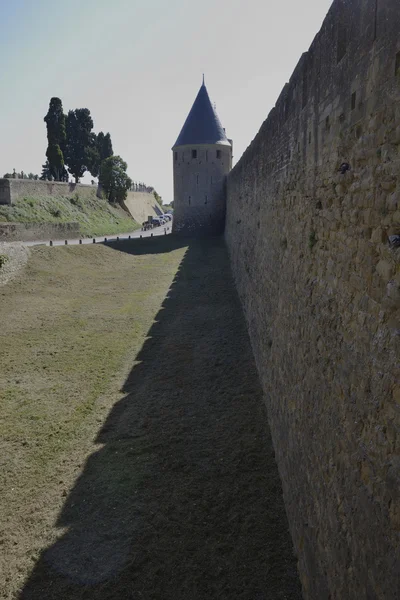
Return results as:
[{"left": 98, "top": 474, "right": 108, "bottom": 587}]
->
[{"left": 152, "top": 217, "right": 162, "bottom": 227}]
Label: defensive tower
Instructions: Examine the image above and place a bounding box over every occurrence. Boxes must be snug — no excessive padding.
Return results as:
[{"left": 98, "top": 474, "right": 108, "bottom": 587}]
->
[{"left": 172, "top": 78, "right": 232, "bottom": 234}]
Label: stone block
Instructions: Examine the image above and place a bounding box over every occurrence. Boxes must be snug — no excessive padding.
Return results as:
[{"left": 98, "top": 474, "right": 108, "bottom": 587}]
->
[{"left": 376, "top": 260, "right": 393, "bottom": 281}]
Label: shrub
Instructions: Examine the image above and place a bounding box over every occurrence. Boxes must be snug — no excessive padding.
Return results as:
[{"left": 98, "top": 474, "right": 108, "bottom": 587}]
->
[
  {"left": 50, "top": 207, "right": 62, "bottom": 218},
  {"left": 69, "top": 193, "right": 82, "bottom": 207},
  {"left": 0, "top": 255, "right": 9, "bottom": 269}
]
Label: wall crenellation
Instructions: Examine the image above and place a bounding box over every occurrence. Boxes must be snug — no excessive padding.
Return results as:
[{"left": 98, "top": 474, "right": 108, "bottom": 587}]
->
[{"left": 225, "top": 0, "right": 400, "bottom": 598}]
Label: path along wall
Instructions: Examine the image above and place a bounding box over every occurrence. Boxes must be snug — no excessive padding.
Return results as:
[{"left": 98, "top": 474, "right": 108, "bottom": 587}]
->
[{"left": 225, "top": 1, "right": 400, "bottom": 598}]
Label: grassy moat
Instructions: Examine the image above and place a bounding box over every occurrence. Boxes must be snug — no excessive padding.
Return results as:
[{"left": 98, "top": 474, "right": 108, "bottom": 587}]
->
[{"left": 0, "top": 236, "right": 301, "bottom": 599}]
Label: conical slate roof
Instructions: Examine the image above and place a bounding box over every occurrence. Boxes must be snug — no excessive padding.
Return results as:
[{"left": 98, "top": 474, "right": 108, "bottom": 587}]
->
[{"left": 173, "top": 81, "right": 230, "bottom": 148}]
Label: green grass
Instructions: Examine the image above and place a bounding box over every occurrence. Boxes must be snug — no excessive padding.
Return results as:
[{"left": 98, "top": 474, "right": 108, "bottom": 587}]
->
[
  {"left": 0, "top": 237, "right": 301, "bottom": 600},
  {"left": 0, "top": 190, "right": 140, "bottom": 237},
  {"left": 0, "top": 239, "right": 188, "bottom": 597}
]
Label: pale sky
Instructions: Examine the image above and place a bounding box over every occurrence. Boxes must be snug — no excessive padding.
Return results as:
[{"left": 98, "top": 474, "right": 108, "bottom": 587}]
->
[{"left": 0, "top": 0, "right": 333, "bottom": 203}]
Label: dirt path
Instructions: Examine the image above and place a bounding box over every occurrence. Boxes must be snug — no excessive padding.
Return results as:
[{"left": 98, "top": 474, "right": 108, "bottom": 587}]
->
[{"left": 2, "top": 236, "right": 301, "bottom": 599}]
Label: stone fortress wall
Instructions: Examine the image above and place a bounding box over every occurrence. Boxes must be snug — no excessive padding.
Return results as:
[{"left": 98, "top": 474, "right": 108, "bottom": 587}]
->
[
  {"left": 0, "top": 179, "right": 162, "bottom": 241},
  {"left": 225, "top": 0, "right": 400, "bottom": 597},
  {"left": 0, "top": 179, "right": 101, "bottom": 205}
]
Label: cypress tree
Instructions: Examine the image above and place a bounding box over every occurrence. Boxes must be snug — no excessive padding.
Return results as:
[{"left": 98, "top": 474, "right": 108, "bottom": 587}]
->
[{"left": 44, "top": 98, "right": 66, "bottom": 181}]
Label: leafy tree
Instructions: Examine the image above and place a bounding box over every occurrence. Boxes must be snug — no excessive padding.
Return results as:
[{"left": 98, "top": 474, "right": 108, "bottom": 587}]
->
[
  {"left": 97, "top": 132, "right": 113, "bottom": 162},
  {"left": 65, "top": 108, "right": 94, "bottom": 183},
  {"left": 85, "top": 133, "right": 101, "bottom": 178},
  {"left": 99, "top": 156, "right": 132, "bottom": 204},
  {"left": 46, "top": 144, "right": 64, "bottom": 182},
  {"left": 44, "top": 98, "right": 66, "bottom": 181},
  {"left": 153, "top": 190, "right": 162, "bottom": 204},
  {"left": 87, "top": 131, "right": 114, "bottom": 178},
  {"left": 40, "top": 161, "right": 52, "bottom": 180}
]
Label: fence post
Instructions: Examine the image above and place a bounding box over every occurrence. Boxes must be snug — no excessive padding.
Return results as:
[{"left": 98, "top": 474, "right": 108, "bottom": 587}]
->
[{"left": 50, "top": 240, "right": 53, "bottom": 247}]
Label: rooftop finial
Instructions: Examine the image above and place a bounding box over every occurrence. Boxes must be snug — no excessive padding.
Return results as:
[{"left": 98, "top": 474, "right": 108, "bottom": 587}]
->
[{"left": 202, "top": 73, "right": 205, "bottom": 86}]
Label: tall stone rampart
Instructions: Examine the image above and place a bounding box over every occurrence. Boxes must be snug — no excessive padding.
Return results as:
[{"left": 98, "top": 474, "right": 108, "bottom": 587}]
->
[
  {"left": 122, "top": 191, "right": 162, "bottom": 223},
  {"left": 225, "top": 0, "right": 400, "bottom": 597}
]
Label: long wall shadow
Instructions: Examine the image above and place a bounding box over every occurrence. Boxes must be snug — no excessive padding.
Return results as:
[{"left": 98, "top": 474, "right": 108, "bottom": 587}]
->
[{"left": 19, "top": 236, "right": 302, "bottom": 600}]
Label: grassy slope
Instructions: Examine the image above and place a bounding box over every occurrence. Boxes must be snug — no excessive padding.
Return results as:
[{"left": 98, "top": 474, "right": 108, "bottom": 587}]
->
[{"left": 0, "top": 190, "right": 139, "bottom": 237}]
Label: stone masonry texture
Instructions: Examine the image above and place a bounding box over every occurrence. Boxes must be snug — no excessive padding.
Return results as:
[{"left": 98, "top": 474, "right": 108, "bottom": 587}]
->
[
  {"left": 0, "top": 222, "right": 81, "bottom": 242},
  {"left": 225, "top": 1, "right": 400, "bottom": 598},
  {"left": 173, "top": 144, "right": 232, "bottom": 235},
  {"left": 0, "top": 179, "right": 102, "bottom": 205}
]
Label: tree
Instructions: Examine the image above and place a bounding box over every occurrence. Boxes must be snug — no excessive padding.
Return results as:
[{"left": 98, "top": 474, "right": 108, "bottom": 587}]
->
[
  {"left": 40, "top": 161, "right": 52, "bottom": 180},
  {"left": 46, "top": 144, "right": 64, "bottom": 182},
  {"left": 65, "top": 108, "right": 94, "bottom": 182},
  {"left": 44, "top": 98, "right": 66, "bottom": 181},
  {"left": 153, "top": 190, "right": 163, "bottom": 204},
  {"left": 86, "top": 133, "right": 101, "bottom": 178},
  {"left": 99, "top": 156, "right": 132, "bottom": 204},
  {"left": 87, "top": 131, "right": 113, "bottom": 178},
  {"left": 97, "top": 132, "right": 113, "bottom": 162}
]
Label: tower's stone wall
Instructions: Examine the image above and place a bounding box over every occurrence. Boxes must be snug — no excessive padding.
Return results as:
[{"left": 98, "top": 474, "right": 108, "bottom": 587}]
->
[
  {"left": 172, "top": 143, "right": 231, "bottom": 234},
  {"left": 225, "top": 0, "right": 400, "bottom": 597}
]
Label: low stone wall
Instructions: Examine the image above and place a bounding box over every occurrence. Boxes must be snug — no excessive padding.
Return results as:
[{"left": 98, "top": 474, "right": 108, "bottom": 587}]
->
[
  {"left": 0, "top": 180, "right": 164, "bottom": 226},
  {"left": 0, "top": 222, "right": 81, "bottom": 242},
  {"left": 0, "top": 179, "right": 101, "bottom": 205},
  {"left": 225, "top": 0, "right": 400, "bottom": 598}
]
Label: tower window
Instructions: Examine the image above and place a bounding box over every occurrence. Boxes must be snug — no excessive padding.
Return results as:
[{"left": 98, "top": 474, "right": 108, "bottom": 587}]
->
[
  {"left": 216, "top": 150, "right": 221, "bottom": 159},
  {"left": 192, "top": 149, "right": 197, "bottom": 159},
  {"left": 205, "top": 195, "right": 208, "bottom": 205},
  {"left": 188, "top": 196, "right": 191, "bottom": 205},
  {"left": 174, "top": 152, "right": 178, "bottom": 161},
  {"left": 196, "top": 174, "right": 199, "bottom": 184}
]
